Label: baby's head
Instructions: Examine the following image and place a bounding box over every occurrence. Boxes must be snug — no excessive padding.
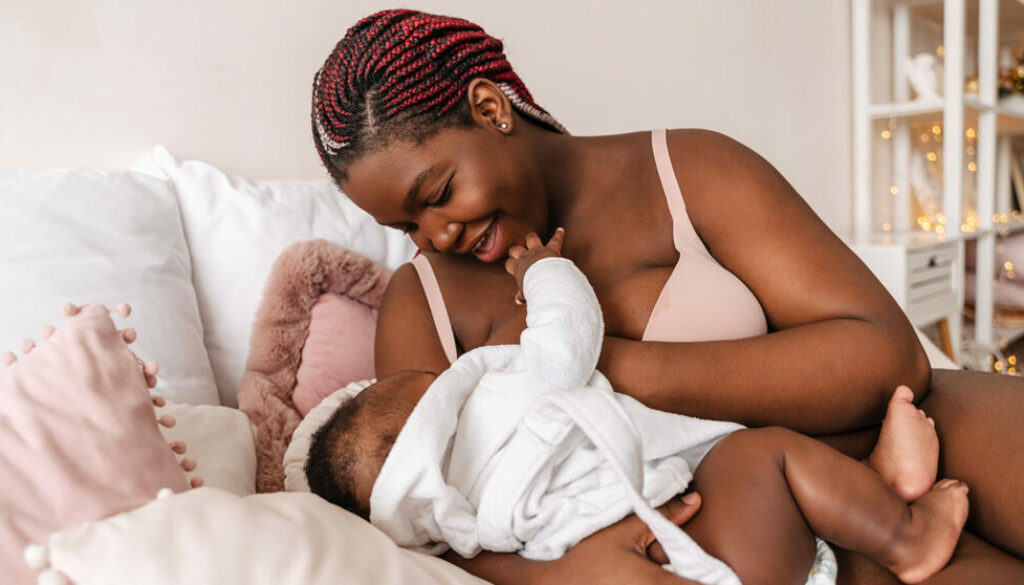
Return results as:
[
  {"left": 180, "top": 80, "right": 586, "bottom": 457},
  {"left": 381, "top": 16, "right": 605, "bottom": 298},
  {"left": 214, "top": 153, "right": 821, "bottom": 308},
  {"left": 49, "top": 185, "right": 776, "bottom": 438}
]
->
[{"left": 305, "top": 370, "right": 436, "bottom": 519}]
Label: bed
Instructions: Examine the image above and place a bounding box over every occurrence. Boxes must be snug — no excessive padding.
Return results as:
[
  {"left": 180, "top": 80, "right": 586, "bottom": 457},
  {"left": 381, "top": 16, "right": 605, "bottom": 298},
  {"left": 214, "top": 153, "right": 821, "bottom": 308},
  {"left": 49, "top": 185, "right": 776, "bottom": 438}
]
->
[{"left": 0, "top": 147, "right": 957, "bottom": 585}]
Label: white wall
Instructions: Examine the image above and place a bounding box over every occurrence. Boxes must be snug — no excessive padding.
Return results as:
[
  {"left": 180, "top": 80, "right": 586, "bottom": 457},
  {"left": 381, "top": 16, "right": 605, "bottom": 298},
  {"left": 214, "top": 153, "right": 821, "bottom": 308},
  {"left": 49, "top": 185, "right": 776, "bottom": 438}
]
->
[{"left": 0, "top": 0, "right": 852, "bottom": 235}]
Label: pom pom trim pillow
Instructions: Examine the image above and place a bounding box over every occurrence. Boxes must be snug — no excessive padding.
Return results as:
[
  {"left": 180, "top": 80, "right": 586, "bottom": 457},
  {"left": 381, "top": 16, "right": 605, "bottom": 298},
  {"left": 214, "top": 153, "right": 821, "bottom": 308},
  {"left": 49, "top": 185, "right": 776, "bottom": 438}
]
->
[{"left": 0, "top": 303, "right": 191, "bottom": 585}]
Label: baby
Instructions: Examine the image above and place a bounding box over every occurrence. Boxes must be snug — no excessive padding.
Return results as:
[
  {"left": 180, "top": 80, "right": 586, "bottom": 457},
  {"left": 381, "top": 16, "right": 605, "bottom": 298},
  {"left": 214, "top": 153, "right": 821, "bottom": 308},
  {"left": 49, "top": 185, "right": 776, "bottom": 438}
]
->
[{"left": 306, "top": 229, "right": 968, "bottom": 585}]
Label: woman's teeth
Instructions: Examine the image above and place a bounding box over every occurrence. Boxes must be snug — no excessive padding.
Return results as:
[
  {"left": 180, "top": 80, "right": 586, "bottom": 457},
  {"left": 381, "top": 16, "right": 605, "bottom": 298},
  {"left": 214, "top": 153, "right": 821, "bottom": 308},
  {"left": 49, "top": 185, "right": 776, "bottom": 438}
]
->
[{"left": 473, "top": 221, "right": 495, "bottom": 254}]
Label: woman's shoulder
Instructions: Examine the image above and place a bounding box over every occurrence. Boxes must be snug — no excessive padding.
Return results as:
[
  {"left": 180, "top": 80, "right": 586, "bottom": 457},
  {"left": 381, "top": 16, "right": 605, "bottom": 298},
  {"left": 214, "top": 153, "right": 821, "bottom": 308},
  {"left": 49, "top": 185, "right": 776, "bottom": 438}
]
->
[
  {"left": 658, "top": 127, "right": 804, "bottom": 244},
  {"left": 662, "top": 127, "right": 762, "bottom": 179},
  {"left": 386, "top": 252, "right": 523, "bottom": 350}
]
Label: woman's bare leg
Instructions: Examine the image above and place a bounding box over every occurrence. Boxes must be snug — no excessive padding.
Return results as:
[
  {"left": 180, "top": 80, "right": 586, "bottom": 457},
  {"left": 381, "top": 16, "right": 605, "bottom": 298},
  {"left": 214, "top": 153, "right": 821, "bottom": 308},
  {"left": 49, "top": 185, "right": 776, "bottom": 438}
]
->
[
  {"left": 822, "top": 370, "right": 1024, "bottom": 555},
  {"left": 921, "top": 369, "right": 1024, "bottom": 557},
  {"left": 837, "top": 532, "right": 1024, "bottom": 585},
  {"left": 681, "top": 426, "right": 967, "bottom": 585},
  {"left": 816, "top": 369, "right": 1024, "bottom": 583}
]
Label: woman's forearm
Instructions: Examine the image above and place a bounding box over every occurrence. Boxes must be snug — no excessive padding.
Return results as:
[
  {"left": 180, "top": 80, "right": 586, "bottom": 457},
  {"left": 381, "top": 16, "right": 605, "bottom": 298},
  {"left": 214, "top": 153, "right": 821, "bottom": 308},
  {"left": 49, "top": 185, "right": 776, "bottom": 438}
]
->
[
  {"left": 599, "top": 317, "right": 931, "bottom": 434},
  {"left": 442, "top": 550, "right": 548, "bottom": 584}
]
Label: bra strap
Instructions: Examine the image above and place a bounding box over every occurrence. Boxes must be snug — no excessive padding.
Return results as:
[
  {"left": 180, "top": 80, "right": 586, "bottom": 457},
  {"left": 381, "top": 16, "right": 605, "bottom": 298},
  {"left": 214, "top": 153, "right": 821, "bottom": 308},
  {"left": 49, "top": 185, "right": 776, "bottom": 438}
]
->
[
  {"left": 651, "top": 129, "right": 708, "bottom": 256},
  {"left": 411, "top": 254, "right": 458, "bottom": 365}
]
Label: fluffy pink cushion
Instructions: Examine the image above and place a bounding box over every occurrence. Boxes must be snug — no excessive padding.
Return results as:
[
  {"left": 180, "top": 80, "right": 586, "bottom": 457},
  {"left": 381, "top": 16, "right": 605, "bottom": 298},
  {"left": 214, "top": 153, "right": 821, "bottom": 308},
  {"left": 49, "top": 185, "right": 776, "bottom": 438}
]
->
[
  {"left": 0, "top": 303, "right": 189, "bottom": 585},
  {"left": 293, "top": 293, "right": 377, "bottom": 416},
  {"left": 239, "top": 240, "right": 391, "bottom": 493}
]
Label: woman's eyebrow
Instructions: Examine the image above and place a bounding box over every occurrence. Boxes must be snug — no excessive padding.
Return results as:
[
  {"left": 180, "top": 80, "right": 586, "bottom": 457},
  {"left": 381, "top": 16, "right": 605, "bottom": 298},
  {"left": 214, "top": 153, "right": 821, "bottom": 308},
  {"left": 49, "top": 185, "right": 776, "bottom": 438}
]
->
[{"left": 403, "top": 166, "right": 435, "bottom": 213}]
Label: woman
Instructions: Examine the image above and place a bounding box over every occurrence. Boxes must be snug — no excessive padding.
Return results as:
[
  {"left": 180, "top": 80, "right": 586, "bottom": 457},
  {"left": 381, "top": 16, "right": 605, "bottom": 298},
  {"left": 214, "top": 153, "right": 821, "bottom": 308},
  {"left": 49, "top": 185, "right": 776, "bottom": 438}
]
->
[{"left": 311, "top": 9, "right": 1023, "bottom": 584}]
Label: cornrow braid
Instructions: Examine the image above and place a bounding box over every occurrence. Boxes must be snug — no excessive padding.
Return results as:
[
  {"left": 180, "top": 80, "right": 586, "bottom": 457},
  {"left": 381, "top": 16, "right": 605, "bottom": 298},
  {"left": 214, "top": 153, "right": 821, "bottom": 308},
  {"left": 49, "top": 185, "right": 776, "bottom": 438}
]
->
[{"left": 311, "top": 9, "right": 567, "bottom": 181}]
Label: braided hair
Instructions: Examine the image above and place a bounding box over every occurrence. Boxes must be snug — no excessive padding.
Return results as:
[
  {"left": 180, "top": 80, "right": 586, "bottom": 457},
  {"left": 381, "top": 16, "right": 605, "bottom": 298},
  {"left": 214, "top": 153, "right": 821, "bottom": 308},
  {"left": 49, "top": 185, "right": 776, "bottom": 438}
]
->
[{"left": 311, "top": 9, "right": 567, "bottom": 182}]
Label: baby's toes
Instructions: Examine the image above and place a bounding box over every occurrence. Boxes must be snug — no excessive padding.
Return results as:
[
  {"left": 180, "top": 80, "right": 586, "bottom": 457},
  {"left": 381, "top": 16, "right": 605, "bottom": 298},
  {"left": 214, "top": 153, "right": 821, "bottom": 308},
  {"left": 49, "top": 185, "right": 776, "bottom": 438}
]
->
[{"left": 934, "top": 478, "right": 967, "bottom": 492}]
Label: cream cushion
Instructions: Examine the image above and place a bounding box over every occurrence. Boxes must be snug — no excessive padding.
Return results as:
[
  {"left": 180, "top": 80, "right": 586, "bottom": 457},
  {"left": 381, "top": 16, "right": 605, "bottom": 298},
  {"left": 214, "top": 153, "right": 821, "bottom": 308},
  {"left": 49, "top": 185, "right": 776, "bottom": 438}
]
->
[{"left": 47, "top": 487, "right": 490, "bottom": 585}]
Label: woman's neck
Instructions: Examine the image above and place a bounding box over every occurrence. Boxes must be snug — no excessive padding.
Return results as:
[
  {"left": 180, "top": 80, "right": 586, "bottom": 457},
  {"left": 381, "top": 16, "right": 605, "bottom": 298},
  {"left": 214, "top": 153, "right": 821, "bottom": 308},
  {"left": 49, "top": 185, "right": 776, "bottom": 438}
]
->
[{"left": 522, "top": 123, "right": 622, "bottom": 231}]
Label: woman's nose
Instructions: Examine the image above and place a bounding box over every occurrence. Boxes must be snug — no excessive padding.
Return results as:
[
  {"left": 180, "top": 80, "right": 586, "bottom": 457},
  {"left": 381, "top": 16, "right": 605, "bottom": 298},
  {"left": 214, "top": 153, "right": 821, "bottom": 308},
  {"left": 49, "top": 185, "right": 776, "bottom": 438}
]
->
[{"left": 429, "top": 221, "right": 463, "bottom": 253}]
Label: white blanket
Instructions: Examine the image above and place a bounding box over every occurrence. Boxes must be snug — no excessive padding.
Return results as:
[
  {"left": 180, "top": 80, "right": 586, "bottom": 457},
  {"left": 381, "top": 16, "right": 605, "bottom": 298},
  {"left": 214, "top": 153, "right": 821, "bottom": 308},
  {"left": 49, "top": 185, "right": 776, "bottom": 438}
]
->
[{"left": 370, "top": 258, "right": 745, "bottom": 584}]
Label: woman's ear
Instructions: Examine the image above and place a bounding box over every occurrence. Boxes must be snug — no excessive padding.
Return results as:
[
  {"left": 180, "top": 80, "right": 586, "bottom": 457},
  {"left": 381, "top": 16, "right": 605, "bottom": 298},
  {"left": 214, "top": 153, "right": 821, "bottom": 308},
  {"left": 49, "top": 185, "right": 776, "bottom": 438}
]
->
[{"left": 466, "top": 78, "right": 513, "bottom": 133}]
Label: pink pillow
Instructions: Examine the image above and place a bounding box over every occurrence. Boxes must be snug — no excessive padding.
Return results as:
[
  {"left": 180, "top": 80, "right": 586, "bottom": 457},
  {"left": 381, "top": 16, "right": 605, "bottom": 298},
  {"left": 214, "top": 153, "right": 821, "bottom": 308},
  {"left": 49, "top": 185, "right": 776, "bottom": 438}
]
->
[
  {"left": 293, "top": 293, "right": 377, "bottom": 415},
  {"left": 240, "top": 239, "right": 392, "bottom": 493},
  {"left": 0, "top": 303, "right": 189, "bottom": 585}
]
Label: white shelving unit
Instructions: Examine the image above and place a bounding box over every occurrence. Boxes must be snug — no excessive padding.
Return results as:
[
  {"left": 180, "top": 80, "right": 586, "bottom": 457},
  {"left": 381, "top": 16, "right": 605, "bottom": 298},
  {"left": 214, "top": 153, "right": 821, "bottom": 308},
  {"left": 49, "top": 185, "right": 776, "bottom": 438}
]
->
[{"left": 851, "top": 0, "right": 1024, "bottom": 368}]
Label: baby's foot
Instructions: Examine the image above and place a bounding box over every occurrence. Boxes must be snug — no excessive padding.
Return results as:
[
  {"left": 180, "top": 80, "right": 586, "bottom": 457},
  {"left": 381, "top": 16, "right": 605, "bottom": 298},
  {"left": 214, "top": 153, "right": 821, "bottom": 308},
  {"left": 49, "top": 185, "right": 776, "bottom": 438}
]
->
[
  {"left": 884, "top": 479, "right": 969, "bottom": 584},
  {"left": 869, "top": 386, "right": 938, "bottom": 501}
]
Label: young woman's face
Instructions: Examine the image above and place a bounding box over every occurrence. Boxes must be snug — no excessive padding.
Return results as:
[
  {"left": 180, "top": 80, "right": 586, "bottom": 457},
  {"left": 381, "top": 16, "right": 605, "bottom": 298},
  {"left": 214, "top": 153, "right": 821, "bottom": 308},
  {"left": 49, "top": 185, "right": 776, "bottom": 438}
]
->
[{"left": 340, "top": 126, "right": 548, "bottom": 263}]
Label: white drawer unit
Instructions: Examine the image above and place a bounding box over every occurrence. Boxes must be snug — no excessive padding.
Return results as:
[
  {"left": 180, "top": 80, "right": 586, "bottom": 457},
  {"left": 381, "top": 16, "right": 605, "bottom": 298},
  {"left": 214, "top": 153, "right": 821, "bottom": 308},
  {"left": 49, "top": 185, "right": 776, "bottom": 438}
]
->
[
  {"left": 851, "top": 238, "right": 963, "bottom": 359},
  {"left": 903, "top": 244, "right": 958, "bottom": 325}
]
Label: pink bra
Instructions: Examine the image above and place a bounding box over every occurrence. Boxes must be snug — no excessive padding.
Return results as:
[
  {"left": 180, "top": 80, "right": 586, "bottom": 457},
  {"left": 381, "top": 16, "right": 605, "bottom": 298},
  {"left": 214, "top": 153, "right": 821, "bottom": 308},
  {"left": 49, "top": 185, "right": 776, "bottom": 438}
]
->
[{"left": 413, "top": 129, "right": 768, "bottom": 364}]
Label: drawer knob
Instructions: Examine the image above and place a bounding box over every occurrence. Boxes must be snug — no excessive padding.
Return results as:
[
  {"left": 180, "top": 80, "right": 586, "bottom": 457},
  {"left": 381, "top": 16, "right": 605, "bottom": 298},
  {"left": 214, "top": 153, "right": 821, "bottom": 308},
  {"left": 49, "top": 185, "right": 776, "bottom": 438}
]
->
[{"left": 928, "top": 256, "right": 938, "bottom": 267}]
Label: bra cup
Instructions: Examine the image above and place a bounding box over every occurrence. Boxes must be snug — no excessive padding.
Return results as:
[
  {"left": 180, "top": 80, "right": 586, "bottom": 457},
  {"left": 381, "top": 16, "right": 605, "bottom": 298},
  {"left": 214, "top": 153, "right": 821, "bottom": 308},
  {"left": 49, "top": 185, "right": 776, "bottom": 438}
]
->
[{"left": 642, "top": 129, "right": 767, "bottom": 343}]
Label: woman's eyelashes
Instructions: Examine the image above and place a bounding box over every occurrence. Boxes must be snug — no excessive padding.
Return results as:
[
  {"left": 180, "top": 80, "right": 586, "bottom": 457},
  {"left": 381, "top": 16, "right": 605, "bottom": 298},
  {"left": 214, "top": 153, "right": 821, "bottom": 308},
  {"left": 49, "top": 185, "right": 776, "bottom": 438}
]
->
[
  {"left": 396, "top": 171, "right": 457, "bottom": 235},
  {"left": 428, "top": 172, "right": 456, "bottom": 207}
]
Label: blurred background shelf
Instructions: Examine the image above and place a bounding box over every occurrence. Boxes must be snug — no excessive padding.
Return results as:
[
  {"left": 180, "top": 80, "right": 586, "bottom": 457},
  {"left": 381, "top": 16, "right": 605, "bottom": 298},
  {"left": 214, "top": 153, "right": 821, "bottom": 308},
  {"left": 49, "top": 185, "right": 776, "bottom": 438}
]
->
[{"left": 852, "top": 0, "right": 1024, "bottom": 370}]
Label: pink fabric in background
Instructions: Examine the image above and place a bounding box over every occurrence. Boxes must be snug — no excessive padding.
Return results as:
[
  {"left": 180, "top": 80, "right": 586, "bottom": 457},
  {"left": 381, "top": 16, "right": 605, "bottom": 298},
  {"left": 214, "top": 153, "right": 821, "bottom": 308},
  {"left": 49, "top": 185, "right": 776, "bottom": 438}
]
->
[
  {"left": 293, "top": 294, "right": 377, "bottom": 415},
  {"left": 0, "top": 304, "right": 189, "bottom": 585},
  {"left": 239, "top": 239, "right": 392, "bottom": 493}
]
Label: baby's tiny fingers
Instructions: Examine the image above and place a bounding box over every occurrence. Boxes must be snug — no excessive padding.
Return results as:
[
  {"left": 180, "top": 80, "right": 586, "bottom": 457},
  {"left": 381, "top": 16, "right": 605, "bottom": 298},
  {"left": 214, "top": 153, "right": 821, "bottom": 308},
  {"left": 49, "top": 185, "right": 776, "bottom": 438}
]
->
[
  {"left": 508, "top": 245, "right": 526, "bottom": 259},
  {"left": 524, "top": 232, "right": 543, "bottom": 249},
  {"left": 504, "top": 256, "right": 517, "bottom": 276},
  {"left": 547, "top": 227, "right": 566, "bottom": 253}
]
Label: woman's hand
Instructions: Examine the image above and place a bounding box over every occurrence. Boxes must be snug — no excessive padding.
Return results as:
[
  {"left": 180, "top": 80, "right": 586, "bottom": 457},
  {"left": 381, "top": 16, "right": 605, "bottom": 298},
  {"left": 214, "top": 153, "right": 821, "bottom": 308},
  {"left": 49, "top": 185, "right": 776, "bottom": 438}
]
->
[
  {"left": 544, "top": 493, "right": 704, "bottom": 585},
  {"left": 443, "top": 493, "right": 703, "bottom": 585},
  {"left": 504, "top": 228, "right": 565, "bottom": 305}
]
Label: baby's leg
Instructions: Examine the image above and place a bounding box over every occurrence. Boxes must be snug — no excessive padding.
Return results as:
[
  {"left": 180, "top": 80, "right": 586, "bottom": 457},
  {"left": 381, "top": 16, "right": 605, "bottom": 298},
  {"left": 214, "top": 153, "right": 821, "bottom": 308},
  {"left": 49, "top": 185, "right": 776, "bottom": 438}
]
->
[{"left": 680, "top": 427, "right": 968, "bottom": 585}]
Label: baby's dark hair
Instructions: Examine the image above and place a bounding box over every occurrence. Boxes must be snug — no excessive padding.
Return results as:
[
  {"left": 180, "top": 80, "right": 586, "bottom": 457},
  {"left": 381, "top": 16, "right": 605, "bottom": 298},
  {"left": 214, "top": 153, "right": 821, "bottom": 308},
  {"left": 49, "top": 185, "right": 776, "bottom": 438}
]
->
[
  {"left": 305, "top": 394, "right": 371, "bottom": 519},
  {"left": 310, "top": 9, "right": 567, "bottom": 183},
  {"left": 305, "top": 375, "right": 417, "bottom": 520}
]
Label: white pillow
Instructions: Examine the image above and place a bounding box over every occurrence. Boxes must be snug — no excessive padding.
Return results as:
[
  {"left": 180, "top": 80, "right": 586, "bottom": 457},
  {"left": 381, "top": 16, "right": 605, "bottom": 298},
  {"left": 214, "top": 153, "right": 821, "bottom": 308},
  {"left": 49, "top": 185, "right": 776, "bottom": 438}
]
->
[
  {"left": 157, "top": 400, "right": 258, "bottom": 496},
  {"left": 0, "top": 169, "right": 219, "bottom": 405},
  {"left": 134, "top": 146, "right": 417, "bottom": 406},
  {"left": 283, "top": 379, "right": 375, "bottom": 493},
  {"left": 44, "top": 487, "right": 489, "bottom": 585},
  {"left": 914, "top": 327, "right": 958, "bottom": 370}
]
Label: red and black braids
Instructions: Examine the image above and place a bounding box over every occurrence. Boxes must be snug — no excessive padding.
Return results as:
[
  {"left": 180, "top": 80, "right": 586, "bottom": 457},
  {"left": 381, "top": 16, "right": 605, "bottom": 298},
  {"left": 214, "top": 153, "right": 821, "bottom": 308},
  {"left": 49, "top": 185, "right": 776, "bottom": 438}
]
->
[{"left": 311, "top": 9, "right": 567, "bottom": 181}]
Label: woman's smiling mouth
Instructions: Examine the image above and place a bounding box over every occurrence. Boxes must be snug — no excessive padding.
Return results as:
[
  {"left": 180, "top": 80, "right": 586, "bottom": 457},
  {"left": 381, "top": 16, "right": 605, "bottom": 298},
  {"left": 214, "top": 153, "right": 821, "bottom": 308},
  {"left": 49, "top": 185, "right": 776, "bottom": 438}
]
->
[{"left": 469, "top": 216, "right": 504, "bottom": 262}]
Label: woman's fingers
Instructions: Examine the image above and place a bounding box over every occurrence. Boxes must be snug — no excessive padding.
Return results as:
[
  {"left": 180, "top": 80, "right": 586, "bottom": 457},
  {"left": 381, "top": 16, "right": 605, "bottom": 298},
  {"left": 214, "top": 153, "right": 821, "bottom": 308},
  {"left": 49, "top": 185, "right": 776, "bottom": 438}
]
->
[
  {"left": 553, "top": 497, "right": 704, "bottom": 585},
  {"left": 646, "top": 493, "right": 703, "bottom": 565}
]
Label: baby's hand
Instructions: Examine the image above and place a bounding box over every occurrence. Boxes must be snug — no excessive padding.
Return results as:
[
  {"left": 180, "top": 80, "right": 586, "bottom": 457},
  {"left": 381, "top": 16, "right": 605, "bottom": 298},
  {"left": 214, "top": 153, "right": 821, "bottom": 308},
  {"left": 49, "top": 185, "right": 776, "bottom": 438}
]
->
[{"left": 504, "top": 228, "right": 565, "bottom": 305}]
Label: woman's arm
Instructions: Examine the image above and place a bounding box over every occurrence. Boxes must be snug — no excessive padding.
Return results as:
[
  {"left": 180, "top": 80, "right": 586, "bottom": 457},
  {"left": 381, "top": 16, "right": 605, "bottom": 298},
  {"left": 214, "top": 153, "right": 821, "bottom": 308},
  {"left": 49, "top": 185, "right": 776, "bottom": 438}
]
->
[
  {"left": 598, "top": 130, "right": 931, "bottom": 435},
  {"left": 442, "top": 496, "right": 705, "bottom": 585},
  {"left": 375, "top": 261, "right": 454, "bottom": 378}
]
